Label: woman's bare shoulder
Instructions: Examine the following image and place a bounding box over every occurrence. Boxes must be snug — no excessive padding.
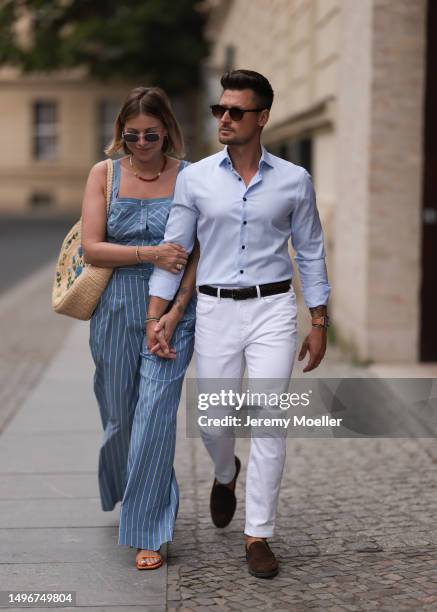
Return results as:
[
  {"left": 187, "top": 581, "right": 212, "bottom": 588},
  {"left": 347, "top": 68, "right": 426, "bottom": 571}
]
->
[
  {"left": 86, "top": 159, "right": 116, "bottom": 187},
  {"left": 91, "top": 159, "right": 111, "bottom": 175}
]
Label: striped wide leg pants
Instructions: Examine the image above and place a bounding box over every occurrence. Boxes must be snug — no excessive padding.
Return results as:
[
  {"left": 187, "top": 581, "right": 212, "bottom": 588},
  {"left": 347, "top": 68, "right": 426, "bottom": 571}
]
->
[{"left": 90, "top": 268, "right": 195, "bottom": 549}]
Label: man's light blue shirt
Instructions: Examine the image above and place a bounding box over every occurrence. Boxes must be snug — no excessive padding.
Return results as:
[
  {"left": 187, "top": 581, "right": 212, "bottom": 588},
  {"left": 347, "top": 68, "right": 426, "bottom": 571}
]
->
[{"left": 149, "top": 146, "right": 330, "bottom": 308}]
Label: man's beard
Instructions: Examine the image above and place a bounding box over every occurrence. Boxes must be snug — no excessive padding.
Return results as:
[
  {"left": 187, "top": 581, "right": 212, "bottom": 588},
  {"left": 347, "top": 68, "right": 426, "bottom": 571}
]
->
[{"left": 218, "top": 132, "right": 249, "bottom": 146}]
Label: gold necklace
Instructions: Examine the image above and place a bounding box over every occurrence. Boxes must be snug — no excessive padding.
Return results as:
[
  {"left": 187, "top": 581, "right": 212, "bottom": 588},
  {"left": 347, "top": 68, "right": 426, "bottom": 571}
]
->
[{"left": 129, "top": 155, "right": 167, "bottom": 182}]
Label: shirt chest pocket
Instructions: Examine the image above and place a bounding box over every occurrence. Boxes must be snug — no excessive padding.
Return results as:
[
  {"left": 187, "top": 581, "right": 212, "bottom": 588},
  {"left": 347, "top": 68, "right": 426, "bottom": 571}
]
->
[{"left": 146, "top": 203, "right": 171, "bottom": 240}]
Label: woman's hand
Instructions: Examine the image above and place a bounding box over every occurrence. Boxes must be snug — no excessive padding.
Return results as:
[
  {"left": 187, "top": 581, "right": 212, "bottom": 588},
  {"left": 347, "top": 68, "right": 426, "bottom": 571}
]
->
[
  {"left": 146, "top": 310, "right": 180, "bottom": 359},
  {"left": 153, "top": 243, "right": 188, "bottom": 274}
]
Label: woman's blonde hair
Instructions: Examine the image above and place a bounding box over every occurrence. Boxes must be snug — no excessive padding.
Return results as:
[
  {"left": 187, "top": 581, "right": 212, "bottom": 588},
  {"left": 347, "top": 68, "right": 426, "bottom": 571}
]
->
[{"left": 105, "top": 86, "right": 185, "bottom": 158}]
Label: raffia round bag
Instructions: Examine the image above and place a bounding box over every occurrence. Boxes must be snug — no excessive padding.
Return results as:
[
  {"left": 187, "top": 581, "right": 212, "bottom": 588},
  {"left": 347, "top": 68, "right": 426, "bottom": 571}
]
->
[{"left": 52, "top": 159, "right": 114, "bottom": 320}]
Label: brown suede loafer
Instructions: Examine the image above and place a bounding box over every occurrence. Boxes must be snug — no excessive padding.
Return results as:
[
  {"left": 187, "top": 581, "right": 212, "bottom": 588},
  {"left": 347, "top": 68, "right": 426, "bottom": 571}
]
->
[
  {"left": 246, "top": 540, "right": 279, "bottom": 578},
  {"left": 210, "top": 456, "right": 241, "bottom": 528}
]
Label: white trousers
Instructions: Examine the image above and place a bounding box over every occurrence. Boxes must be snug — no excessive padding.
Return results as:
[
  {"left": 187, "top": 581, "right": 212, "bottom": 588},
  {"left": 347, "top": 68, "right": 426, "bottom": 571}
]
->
[{"left": 194, "top": 287, "right": 298, "bottom": 537}]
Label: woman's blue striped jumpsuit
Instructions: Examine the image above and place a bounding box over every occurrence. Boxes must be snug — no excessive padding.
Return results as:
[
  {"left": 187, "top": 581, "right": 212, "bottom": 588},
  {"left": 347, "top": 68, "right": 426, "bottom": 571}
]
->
[{"left": 89, "top": 158, "right": 195, "bottom": 551}]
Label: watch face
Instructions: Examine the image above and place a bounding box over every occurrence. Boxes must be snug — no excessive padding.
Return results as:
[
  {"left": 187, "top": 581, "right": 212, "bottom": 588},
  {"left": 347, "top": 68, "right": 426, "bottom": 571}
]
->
[
  {"left": 311, "top": 314, "right": 329, "bottom": 328},
  {"left": 316, "top": 316, "right": 329, "bottom": 327}
]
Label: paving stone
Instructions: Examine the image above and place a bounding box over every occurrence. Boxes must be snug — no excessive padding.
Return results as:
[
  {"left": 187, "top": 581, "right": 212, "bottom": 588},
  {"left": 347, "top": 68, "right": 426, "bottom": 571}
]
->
[
  {"left": 5, "top": 275, "right": 437, "bottom": 611},
  {"left": 0, "top": 310, "right": 166, "bottom": 610},
  {"left": 167, "top": 354, "right": 437, "bottom": 610}
]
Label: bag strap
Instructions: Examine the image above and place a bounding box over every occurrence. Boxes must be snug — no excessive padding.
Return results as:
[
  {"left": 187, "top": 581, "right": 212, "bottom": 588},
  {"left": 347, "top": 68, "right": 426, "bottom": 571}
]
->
[{"left": 105, "top": 158, "right": 114, "bottom": 216}]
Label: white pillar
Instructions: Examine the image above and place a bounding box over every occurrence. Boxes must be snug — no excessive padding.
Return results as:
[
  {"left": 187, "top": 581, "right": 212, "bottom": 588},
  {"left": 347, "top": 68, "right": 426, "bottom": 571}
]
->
[{"left": 334, "top": 0, "right": 427, "bottom": 362}]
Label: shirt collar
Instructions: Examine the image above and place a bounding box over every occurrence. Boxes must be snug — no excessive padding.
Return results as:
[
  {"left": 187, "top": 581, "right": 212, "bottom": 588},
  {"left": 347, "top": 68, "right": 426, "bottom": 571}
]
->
[
  {"left": 218, "top": 145, "right": 274, "bottom": 169},
  {"left": 260, "top": 146, "right": 274, "bottom": 168}
]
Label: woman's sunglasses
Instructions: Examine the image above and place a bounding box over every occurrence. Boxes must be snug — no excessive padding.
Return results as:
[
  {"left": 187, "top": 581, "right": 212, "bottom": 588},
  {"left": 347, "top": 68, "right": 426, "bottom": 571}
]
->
[
  {"left": 210, "top": 104, "right": 265, "bottom": 121},
  {"left": 122, "top": 131, "right": 161, "bottom": 143}
]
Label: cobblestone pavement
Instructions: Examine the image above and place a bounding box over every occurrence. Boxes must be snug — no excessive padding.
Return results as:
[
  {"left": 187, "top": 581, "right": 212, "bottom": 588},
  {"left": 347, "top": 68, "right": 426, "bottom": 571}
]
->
[
  {"left": 2, "top": 266, "right": 437, "bottom": 610},
  {"left": 168, "top": 359, "right": 437, "bottom": 611},
  {"left": 0, "top": 262, "right": 73, "bottom": 431}
]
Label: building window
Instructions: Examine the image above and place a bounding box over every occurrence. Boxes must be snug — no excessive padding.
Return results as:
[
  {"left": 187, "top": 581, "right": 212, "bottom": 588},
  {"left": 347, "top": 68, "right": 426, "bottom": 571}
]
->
[
  {"left": 271, "top": 137, "right": 313, "bottom": 174},
  {"left": 30, "top": 192, "right": 54, "bottom": 208},
  {"left": 33, "top": 101, "right": 58, "bottom": 161},
  {"left": 98, "top": 100, "right": 120, "bottom": 158},
  {"left": 296, "top": 138, "right": 312, "bottom": 174},
  {"left": 224, "top": 45, "right": 235, "bottom": 72}
]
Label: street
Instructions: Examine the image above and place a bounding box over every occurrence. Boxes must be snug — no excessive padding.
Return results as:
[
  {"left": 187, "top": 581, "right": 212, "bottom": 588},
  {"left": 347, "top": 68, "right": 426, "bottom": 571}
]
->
[
  {"left": 0, "top": 216, "right": 74, "bottom": 294},
  {"left": 0, "top": 263, "right": 437, "bottom": 611}
]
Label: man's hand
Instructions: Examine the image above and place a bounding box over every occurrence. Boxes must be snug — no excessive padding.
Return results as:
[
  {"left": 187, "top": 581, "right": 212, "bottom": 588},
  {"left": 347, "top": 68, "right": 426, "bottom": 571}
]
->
[
  {"left": 146, "top": 311, "right": 179, "bottom": 359},
  {"left": 298, "top": 327, "right": 327, "bottom": 372}
]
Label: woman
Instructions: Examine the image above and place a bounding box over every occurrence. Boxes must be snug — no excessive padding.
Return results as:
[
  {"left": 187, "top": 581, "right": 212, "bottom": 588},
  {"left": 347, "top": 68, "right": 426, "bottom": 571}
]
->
[{"left": 81, "top": 86, "right": 198, "bottom": 570}]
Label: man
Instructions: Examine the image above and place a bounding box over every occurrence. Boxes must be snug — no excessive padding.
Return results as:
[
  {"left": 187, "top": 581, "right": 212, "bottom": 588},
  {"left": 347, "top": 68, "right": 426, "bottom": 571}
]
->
[{"left": 147, "top": 69, "right": 330, "bottom": 578}]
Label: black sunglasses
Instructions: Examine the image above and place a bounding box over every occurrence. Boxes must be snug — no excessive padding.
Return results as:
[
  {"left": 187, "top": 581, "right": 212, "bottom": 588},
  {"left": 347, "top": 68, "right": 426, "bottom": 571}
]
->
[
  {"left": 122, "top": 131, "right": 160, "bottom": 143},
  {"left": 210, "top": 104, "right": 265, "bottom": 121}
]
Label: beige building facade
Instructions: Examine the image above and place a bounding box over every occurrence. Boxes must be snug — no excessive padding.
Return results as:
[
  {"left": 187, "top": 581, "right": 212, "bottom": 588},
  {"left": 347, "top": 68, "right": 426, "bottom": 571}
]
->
[
  {"left": 0, "top": 68, "right": 130, "bottom": 215},
  {"left": 205, "top": 0, "right": 432, "bottom": 364},
  {"left": 0, "top": 69, "right": 198, "bottom": 217}
]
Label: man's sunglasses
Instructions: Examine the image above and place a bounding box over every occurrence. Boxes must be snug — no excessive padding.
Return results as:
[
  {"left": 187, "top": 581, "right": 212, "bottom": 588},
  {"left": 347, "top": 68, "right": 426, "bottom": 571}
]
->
[
  {"left": 210, "top": 104, "right": 265, "bottom": 121},
  {"left": 122, "top": 131, "right": 160, "bottom": 143}
]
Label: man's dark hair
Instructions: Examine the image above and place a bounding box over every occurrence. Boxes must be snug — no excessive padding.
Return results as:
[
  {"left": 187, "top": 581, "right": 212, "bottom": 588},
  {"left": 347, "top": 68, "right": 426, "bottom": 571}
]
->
[{"left": 220, "top": 69, "right": 274, "bottom": 110}]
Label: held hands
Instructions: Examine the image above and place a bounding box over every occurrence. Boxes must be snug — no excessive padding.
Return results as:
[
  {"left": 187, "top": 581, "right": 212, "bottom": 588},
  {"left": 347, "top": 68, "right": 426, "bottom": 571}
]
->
[
  {"left": 298, "top": 327, "right": 327, "bottom": 373},
  {"left": 154, "top": 243, "right": 188, "bottom": 274},
  {"left": 146, "top": 310, "right": 180, "bottom": 359}
]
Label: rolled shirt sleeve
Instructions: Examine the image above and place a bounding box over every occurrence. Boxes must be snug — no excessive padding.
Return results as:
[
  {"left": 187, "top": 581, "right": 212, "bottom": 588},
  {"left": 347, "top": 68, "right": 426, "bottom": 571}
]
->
[
  {"left": 290, "top": 170, "right": 331, "bottom": 308},
  {"left": 148, "top": 169, "right": 198, "bottom": 301}
]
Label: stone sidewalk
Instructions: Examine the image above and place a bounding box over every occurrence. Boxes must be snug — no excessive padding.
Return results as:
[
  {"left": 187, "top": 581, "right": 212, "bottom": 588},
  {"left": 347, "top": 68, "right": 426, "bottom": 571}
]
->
[
  {"left": 1, "top": 266, "right": 437, "bottom": 610},
  {"left": 0, "top": 320, "right": 167, "bottom": 611},
  {"left": 169, "top": 366, "right": 437, "bottom": 611},
  {"left": 171, "top": 422, "right": 437, "bottom": 611}
]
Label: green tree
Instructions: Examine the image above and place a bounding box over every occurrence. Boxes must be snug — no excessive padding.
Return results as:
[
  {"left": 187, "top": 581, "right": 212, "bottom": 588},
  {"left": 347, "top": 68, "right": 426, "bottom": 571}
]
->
[{"left": 0, "top": 0, "right": 209, "bottom": 92}]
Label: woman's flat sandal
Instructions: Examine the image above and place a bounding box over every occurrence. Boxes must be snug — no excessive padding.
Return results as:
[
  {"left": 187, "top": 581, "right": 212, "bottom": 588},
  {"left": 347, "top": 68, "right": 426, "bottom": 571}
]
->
[{"left": 135, "top": 551, "right": 163, "bottom": 570}]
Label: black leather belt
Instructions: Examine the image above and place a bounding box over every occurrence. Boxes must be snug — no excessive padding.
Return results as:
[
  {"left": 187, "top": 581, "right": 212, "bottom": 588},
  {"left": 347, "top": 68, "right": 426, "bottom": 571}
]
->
[{"left": 198, "top": 280, "right": 291, "bottom": 300}]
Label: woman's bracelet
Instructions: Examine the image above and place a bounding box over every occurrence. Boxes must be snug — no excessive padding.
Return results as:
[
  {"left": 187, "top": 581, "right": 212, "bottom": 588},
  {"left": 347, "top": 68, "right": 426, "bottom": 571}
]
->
[
  {"left": 135, "top": 245, "right": 143, "bottom": 264},
  {"left": 145, "top": 316, "right": 161, "bottom": 324}
]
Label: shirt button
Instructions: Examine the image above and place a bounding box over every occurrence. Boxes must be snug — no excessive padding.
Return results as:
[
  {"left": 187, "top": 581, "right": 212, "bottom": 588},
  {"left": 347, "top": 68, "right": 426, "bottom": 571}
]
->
[
  {"left": 243, "top": 197, "right": 247, "bottom": 202},
  {"left": 238, "top": 177, "right": 242, "bottom": 181},
  {"left": 240, "top": 270, "right": 244, "bottom": 274},
  {"left": 242, "top": 245, "right": 245, "bottom": 249},
  {"left": 243, "top": 220, "right": 247, "bottom": 225}
]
